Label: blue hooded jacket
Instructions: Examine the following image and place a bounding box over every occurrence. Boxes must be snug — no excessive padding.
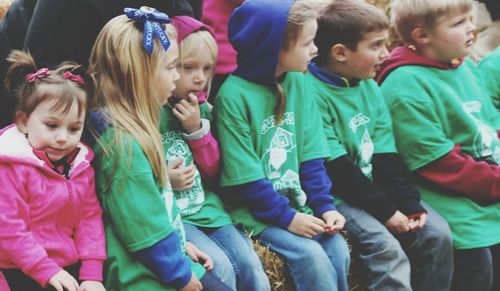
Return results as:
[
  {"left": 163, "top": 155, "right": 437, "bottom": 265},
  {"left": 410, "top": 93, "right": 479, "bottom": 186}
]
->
[
  {"left": 229, "top": 0, "right": 295, "bottom": 85},
  {"left": 224, "top": 0, "right": 336, "bottom": 228}
]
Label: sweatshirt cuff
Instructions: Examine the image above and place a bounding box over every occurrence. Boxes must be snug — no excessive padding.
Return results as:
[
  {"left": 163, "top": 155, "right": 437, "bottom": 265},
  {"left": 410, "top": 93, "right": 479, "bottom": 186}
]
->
[
  {"left": 26, "top": 257, "right": 61, "bottom": 287},
  {"left": 397, "top": 199, "right": 426, "bottom": 217},
  {"left": 276, "top": 208, "right": 297, "bottom": 229},
  {"left": 79, "top": 259, "right": 105, "bottom": 281},
  {"left": 313, "top": 203, "right": 336, "bottom": 218},
  {"left": 182, "top": 119, "right": 210, "bottom": 141},
  {"left": 172, "top": 260, "right": 193, "bottom": 290}
]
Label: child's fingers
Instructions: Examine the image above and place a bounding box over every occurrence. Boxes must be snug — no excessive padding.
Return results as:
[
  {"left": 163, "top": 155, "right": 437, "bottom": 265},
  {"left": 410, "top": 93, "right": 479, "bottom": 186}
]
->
[
  {"left": 181, "top": 164, "right": 196, "bottom": 175},
  {"left": 185, "top": 242, "right": 199, "bottom": 262},
  {"left": 172, "top": 107, "right": 186, "bottom": 120},
  {"left": 175, "top": 100, "right": 192, "bottom": 115},
  {"left": 188, "top": 92, "right": 199, "bottom": 106},
  {"left": 168, "top": 158, "right": 184, "bottom": 170}
]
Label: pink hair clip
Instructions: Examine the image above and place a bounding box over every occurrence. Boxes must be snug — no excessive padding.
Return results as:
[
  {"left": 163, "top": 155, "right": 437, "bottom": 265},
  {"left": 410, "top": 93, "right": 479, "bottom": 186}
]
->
[
  {"left": 25, "top": 68, "right": 50, "bottom": 83},
  {"left": 63, "top": 71, "right": 85, "bottom": 85}
]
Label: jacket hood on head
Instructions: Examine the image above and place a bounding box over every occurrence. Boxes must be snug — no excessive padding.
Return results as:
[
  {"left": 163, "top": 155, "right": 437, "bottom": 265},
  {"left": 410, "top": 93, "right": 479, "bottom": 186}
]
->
[
  {"left": 376, "top": 46, "right": 464, "bottom": 84},
  {"left": 229, "top": 0, "right": 295, "bottom": 85},
  {"left": 170, "top": 15, "right": 215, "bottom": 42}
]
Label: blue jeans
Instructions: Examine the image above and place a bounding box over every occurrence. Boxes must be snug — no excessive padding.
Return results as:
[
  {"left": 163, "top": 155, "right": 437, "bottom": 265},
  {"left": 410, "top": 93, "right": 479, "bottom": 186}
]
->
[
  {"left": 451, "top": 244, "right": 500, "bottom": 291},
  {"left": 259, "top": 225, "right": 350, "bottom": 291},
  {"left": 184, "top": 223, "right": 270, "bottom": 291},
  {"left": 337, "top": 201, "right": 453, "bottom": 291}
]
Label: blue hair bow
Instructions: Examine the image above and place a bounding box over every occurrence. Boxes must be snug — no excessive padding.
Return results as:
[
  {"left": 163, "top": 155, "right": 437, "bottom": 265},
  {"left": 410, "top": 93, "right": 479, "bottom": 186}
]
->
[{"left": 124, "top": 7, "right": 171, "bottom": 54}]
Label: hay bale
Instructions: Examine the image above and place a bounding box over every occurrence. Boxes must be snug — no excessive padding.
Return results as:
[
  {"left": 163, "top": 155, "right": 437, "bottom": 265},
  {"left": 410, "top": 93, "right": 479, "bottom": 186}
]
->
[
  {"left": 252, "top": 240, "right": 294, "bottom": 291},
  {"left": 252, "top": 232, "right": 367, "bottom": 291}
]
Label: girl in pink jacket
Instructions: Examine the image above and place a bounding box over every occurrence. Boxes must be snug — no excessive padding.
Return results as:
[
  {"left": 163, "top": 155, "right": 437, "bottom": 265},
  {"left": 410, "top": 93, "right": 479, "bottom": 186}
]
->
[{"left": 0, "top": 51, "right": 106, "bottom": 291}]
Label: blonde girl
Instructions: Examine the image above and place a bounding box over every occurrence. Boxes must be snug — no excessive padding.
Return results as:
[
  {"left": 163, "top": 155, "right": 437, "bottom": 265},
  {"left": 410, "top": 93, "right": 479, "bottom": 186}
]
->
[
  {"left": 88, "top": 7, "right": 231, "bottom": 291},
  {"left": 163, "top": 15, "right": 270, "bottom": 291}
]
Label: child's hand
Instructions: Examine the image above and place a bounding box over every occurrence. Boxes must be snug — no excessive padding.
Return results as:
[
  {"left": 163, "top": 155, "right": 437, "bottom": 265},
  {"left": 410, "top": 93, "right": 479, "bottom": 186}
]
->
[
  {"left": 185, "top": 241, "right": 213, "bottom": 270},
  {"left": 48, "top": 269, "right": 80, "bottom": 291},
  {"left": 167, "top": 158, "right": 196, "bottom": 190},
  {"left": 384, "top": 210, "right": 410, "bottom": 234},
  {"left": 179, "top": 272, "right": 203, "bottom": 291},
  {"left": 287, "top": 212, "right": 325, "bottom": 238},
  {"left": 173, "top": 93, "right": 201, "bottom": 134},
  {"left": 80, "top": 280, "right": 106, "bottom": 291},
  {"left": 408, "top": 212, "right": 427, "bottom": 231},
  {"left": 322, "top": 210, "right": 345, "bottom": 235}
]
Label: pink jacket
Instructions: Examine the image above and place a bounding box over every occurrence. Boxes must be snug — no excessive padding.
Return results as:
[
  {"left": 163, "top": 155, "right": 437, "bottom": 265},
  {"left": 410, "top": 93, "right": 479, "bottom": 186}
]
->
[
  {"left": 0, "top": 125, "right": 106, "bottom": 287},
  {"left": 202, "top": 0, "right": 244, "bottom": 75}
]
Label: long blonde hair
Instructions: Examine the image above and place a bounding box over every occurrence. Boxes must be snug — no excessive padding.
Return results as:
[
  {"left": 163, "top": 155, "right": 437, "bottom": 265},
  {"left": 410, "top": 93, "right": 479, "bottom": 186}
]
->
[{"left": 89, "top": 15, "right": 177, "bottom": 187}]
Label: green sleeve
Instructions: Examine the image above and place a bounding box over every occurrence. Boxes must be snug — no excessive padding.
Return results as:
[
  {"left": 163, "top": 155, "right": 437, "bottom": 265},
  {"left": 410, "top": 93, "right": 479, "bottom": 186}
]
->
[
  {"left": 389, "top": 97, "right": 454, "bottom": 171},
  {"left": 215, "top": 95, "right": 266, "bottom": 186},
  {"left": 101, "top": 140, "right": 173, "bottom": 252}
]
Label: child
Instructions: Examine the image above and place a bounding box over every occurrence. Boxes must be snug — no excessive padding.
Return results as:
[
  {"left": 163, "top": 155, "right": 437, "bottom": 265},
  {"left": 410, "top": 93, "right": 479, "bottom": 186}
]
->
[
  {"left": 479, "top": 46, "right": 500, "bottom": 109},
  {"left": 0, "top": 50, "right": 106, "bottom": 291},
  {"left": 306, "top": 1, "right": 453, "bottom": 291},
  {"left": 88, "top": 7, "right": 231, "bottom": 291},
  {"left": 377, "top": 1, "right": 500, "bottom": 291},
  {"left": 166, "top": 15, "right": 270, "bottom": 291},
  {"left": 214, "top": 1, "right": 350, "bottom": 290}
]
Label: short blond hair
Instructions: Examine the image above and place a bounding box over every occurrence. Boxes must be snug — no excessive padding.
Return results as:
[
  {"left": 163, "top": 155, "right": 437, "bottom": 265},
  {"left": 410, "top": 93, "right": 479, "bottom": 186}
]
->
[{"left": 391, "top": 0, "right": 473, "bottom": 44}]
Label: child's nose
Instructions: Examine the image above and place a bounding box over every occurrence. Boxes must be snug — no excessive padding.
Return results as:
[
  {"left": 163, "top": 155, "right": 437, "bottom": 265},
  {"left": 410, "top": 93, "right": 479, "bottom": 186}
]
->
[
  {"left": 194, "top": 70, "right": 207, "bottom": 83},
  {"left": 56, "top": 131, "right": 68, "bottom": 143},
  {"left": 380, "top": 45, "right": 389, "bottom": 59}
]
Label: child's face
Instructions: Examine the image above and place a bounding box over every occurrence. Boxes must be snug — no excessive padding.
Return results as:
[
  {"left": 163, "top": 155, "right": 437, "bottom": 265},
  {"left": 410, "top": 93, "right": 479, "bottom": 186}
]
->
[
  {"left": 173, "top": 48, "right": 214, "bottom": 100},
  {"left": 17, "top": 99, "right": 85, "bottom": 161},
  {"left": 157, "top": 41, "right": 180, "bottom": 105},
  {"left": 343, "top": 29, "right": 389, "bottom": 80},
  {"left": 425, "top": 9, "right": 475, "bottom": 61},
  {"left": 276, "top": 19, "right": 318, "bottom": 76}
]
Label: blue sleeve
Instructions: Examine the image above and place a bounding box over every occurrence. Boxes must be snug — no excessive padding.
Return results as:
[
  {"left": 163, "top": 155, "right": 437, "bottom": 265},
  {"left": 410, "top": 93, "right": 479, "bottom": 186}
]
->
[
  {"left": 300, "top": 159, "right": 335, "bottom": 216},
  {"left": 232, "top": 179, "right": 297, "bottom": 228},
  {"left": 134, "top": 231, "right": 192, "bottom": 289}
]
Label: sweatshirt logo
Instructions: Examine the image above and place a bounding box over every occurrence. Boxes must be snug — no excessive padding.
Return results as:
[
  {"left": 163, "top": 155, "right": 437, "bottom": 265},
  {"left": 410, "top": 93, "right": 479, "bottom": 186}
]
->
[
  {"left": 349, "top": 113, "right": 370, "bottom": 133},
  {"left": 462, "top": 101, "right": 500, "bottom": 164},
  {"left": 261, "top": 112, "right": 295, "bottom": 134}
]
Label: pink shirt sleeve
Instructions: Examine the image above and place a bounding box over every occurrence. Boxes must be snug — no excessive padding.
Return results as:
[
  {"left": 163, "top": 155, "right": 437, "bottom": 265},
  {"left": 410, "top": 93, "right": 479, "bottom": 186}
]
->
[
  {"left": 0, "top": 165, "right": 61, "bottom": 287},
  {"left": 75, "top": 168, "right": 106, "bottom": 281},
  {"left": 183, "top": 119, "right": 221, "bottom": 180}
]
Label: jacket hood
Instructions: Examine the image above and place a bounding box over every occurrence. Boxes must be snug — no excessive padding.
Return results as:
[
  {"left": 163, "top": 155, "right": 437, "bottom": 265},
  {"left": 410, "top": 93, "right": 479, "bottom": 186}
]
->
[
  {"left": 170, "top": 15, "right": 215, "bottom": 42},
  {"left": 376, "top": 46, "right": 464, "bottom": 84},
  {"left": 229, "top": 0, "right": 295, "bottom": 85},
  {"left": 0, "top": 124, "right": 92, "bottom": 172}
]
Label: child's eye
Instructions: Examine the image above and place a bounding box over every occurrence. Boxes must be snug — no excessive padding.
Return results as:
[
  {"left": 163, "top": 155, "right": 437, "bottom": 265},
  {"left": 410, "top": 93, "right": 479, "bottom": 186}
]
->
[
  {"left": 454, "top": 18, "right": 466, "bottom": 26},
  {"left": 45, "top": 123, "right": 57, "bottom": 129},
  {"left": 183, "top": 64, "right": 194, "bottom": 70},
  {"left": 204, "top": 65, "right": 213, "bottom": 72},
  {"left": 69, "top": 127, "right": 81, "bottom": 133}
]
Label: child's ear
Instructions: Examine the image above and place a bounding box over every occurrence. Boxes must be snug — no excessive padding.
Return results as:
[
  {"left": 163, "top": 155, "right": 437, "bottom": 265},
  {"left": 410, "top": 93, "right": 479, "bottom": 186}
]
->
[
  {"left": 15, "top": 112, "right": 29, "bottom": 134},
  {"left": 331, "top": 44, "right": 348, "bottom": 62},
  {"left": 411, "top": 26, "right": 431, "bottom": 45}
]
